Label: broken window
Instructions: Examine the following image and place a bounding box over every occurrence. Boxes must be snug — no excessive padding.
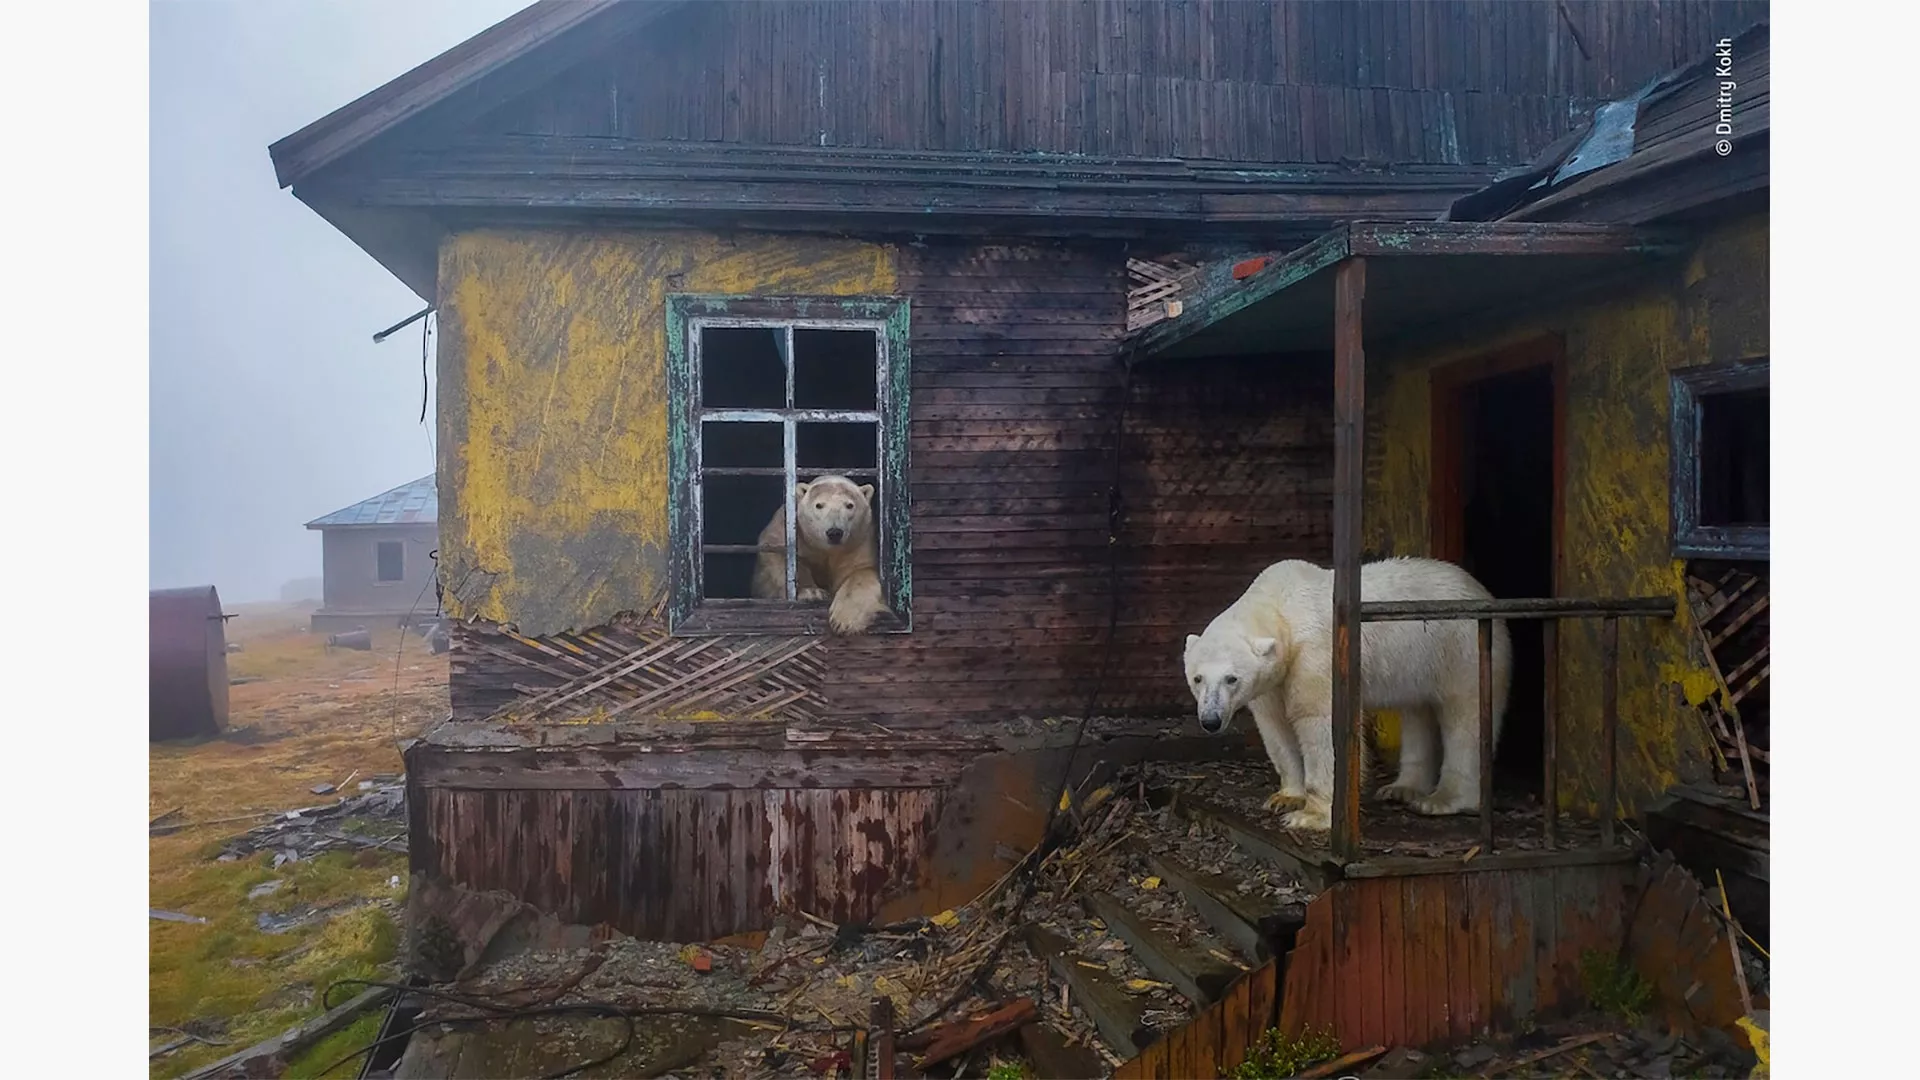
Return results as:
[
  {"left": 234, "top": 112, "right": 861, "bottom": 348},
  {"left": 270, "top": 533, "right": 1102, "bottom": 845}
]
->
[
  {"left": 376, "top": 540, "right": 405, "bottom": 583},
  {"left": 1671, "top": 360, "right": 1769, "bottom": 560},
  {"left": 668, "top": 296, "right": 911, "bottom": 635}
]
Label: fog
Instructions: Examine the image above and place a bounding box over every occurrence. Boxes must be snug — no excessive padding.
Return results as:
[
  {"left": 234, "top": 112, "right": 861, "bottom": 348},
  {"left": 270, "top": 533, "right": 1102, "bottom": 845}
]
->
[{"left": 149, "top": 0, "right": 526, "bottom": 603}]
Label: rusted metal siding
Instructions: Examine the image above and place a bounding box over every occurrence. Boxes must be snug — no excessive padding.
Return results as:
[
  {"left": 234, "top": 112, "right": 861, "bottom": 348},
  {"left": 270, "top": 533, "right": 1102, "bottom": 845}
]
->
[
  {"left": 149, "top": 586, "right": 230, "bottom": 741},
  {"left": 480, "top": 1, "right": 1766, "bottom": 167},
  {"left": 414, "top": 786, "right": 941, "bottom": 941}
]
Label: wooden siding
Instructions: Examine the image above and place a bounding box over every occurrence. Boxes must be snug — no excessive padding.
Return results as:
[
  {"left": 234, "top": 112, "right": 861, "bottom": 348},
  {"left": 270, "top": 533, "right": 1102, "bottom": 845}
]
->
[
  {"left": 1117, "top": 855, "right": 1752, "bottom": 1075},
  {"left": 478, "top": 0, "right": 1767, "bottom": 167},
  {"left": 445, "top": 235, "right": 1336, "bottom": 725},
  {"left": 412, "top": 786, "right": 941, "bottom": 940}
]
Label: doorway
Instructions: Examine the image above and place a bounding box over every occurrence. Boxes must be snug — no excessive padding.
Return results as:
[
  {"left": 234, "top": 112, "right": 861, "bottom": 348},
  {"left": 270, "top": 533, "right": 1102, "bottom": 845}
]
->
[{"left": 1432, "top": 341, "right": 1563, "bottom": 798}]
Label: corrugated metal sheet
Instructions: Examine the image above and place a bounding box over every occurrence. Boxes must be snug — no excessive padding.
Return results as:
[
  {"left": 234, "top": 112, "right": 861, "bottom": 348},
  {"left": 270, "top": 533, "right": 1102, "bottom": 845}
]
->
[{"left": 305, "top": 474, "right": 437, "bottom": 529}]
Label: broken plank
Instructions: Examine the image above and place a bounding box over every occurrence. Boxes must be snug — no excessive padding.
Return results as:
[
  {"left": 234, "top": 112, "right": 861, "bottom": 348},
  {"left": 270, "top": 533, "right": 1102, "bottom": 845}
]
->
[
  {"left": 1025, "top": 925, "right": 1156, "bottom": 1054},
  {"left": 1299, "top": 1045, "right": 1389, "bottom": 1078},
  {"left": 1149, "top": 853, "right": 1284, "bottom": 963},
  {"left": 1085, "top": 892, "right": 1242, "bottom": 1007},
  {"left": 913, "top": 999, "right": 1037, "bottom": 1070},
  {"left": 1018, "top": 1020, "right": 1106, "bottom": 1080},
  {"left": 1167, "top": 792, "right": 1342, "bottom": 889},
  {"left": 180, "top": 987, "right": 395, "bottom": 1080}
]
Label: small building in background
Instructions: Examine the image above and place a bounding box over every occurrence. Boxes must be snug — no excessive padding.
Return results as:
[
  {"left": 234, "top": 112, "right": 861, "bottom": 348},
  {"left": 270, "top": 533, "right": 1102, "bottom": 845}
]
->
[{"left": 304, "top": 474, "right": 439, "bottom": 633}]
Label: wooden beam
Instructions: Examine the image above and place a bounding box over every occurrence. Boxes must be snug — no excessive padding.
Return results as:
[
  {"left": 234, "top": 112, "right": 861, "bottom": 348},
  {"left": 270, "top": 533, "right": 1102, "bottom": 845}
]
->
[
  {"left": 1025, "top": 926, "right": 1157, "bottom": 1054},
  {"left": 1344, "top": 221, "right": 1685, "bottom": 257},
  {"left": 179, "top": 987, "right": 395, "bottom": 1080},
  {"left": 1330, "top": 255, "right": 1367, "bottom": 861},
  {"left": 1148, "top": 855, "right": 1278, "bottom": 963},
  {"left": 1168, "top": 794, "right": 1343, "bottom": 891},
  {"left": 1359, "top": 596, "right": 1676, "bottom": 621},
  {"left": 1084, "top": 893, "right": 1243, "bottom": 1007}
]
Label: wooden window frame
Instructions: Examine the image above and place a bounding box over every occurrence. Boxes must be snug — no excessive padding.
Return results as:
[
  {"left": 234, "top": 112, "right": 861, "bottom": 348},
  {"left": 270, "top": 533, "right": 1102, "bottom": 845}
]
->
[
  {"left": 374, "top": 540, "right": 405, "bottom": 584},
  {"left": 1670, "top": 358, "right": 1769, "bottom": 560},
  {"left": 666, "top": 294, "right": 912, "bottom": 637}
]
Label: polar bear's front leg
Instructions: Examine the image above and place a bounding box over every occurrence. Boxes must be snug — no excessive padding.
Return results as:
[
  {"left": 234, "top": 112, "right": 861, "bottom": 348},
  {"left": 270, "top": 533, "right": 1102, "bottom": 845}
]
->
[
  {"left": 1248, "top": 694, "right": 1307, "bottom": 812},
  {"left": 1377, "top": 705, "right": 1440, "bottom": 804},
  {"left": 1280, "top": 709, "right": 1334, "bottom": 832},
  {"left": 794, "top": 560, "right": 827, "bottom": 603}
]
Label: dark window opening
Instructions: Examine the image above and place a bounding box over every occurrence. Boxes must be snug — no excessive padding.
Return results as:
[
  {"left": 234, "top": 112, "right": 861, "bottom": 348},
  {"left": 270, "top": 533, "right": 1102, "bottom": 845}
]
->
[
  {"left": 1698, "top": 388, "right": 1769, "bottom": 527},
  {"left": 1456, "top": 365, "right": 1555, "bottom": 799},
  {"left": 1671, "top": 360, "right": 1768, "bottom": 560},
  {"left": 701, "top": 327, "right": 786, "bottom": 408},
  {"left": 794, "top": 329, "right": 880, "bottom": 409},
  {"left": 376, "top": 541, "right": 405, "bottom": 583},
  {"left": 673, "top": 307, "right": 907, "bottom": 635}
]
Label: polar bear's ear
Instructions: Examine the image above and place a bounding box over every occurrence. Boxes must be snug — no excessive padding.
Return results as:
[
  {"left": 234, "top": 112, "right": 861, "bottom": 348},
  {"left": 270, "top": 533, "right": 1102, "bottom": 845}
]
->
[
  {"left": 857, "top": 483, "right": 875, "bottom": 502},
  {"left": 1185, "top": 633, "right": 1200, "bottom": 651},
  {"left": 1250, "top": 637, "right": 1278, "bottom": 658},
  {"left": 794, "top": 482, "right": 811, "bottom": 498}
]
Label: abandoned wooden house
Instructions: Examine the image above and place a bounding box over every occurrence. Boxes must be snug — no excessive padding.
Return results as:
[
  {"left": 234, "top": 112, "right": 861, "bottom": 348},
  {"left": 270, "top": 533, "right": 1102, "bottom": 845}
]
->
[
  {"left": 269, "top": 1, "right": 1768, "bottom": 1072},
  {"left": 304, "top": 473, "right": 441, "bottom": 633}
]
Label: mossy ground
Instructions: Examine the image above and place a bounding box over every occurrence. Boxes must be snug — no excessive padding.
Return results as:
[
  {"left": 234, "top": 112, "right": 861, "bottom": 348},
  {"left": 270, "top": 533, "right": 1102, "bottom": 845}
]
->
[{"left": 150, "top": 602, "right": 446, "bottom": 1079}]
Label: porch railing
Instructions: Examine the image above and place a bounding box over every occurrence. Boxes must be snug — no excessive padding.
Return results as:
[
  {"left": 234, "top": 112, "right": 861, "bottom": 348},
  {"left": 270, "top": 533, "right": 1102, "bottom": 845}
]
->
[{"left": 1338, "top": 595, "right": 1677, "bottom": 857}]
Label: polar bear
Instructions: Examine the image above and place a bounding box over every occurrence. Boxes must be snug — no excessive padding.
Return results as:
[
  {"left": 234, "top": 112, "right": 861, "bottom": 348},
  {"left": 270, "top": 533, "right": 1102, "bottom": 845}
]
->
[
  {"left": 750, "top": 474, "right": 890, "bottom": 634},
  {"left": 1183, "top": 557, "right": 1512, "bottom": 832}
]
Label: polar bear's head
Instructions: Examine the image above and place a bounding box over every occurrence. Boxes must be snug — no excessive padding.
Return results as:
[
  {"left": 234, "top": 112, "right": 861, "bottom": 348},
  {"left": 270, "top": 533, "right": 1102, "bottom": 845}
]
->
[
  {"left": 795, "top": 474, "right": 875, "bottom": 551},
  {"left": 1183, "top": 627, "right": 1284, "bottom": 735}
]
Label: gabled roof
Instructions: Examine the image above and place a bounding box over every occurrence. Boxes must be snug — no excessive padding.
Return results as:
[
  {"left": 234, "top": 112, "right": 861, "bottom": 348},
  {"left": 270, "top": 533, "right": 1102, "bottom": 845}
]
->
[
  {"left": 268, "top": 1, "right": 680, "bottom": 188},
  {"left": 305, "top": 475, "right": 438, "bottom": 529}
]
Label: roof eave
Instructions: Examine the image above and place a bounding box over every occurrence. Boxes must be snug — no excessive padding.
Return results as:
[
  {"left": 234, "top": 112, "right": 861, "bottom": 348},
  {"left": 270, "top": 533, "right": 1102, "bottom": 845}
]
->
[{"left": 268, "top": 0, "right": 678, "bottom": 190}]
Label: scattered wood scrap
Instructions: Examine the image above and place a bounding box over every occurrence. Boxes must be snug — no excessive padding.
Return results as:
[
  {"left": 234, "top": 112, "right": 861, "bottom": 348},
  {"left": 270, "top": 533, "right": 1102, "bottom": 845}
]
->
[
  {"left": 902, "top": 998, "right": 1038, "bottom": 1070},
  {"left": 178, "top": 986, "right": 395, "bottom": 1080},
  {"left": 1298, "top": 1044, "right": 1389, "bottom": 1078}
]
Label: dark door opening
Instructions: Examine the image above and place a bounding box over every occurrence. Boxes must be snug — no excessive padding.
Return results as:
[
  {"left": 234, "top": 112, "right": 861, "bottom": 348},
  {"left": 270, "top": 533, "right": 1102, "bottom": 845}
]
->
[{"left": 1452, "top": 365, "right": 1556, "bottom": 797}]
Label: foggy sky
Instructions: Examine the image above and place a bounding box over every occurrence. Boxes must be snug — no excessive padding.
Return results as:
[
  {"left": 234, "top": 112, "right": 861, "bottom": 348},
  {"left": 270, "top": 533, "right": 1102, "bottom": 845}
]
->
[{"left": 149, "top": 0, "right": 527, "bottom": 603}]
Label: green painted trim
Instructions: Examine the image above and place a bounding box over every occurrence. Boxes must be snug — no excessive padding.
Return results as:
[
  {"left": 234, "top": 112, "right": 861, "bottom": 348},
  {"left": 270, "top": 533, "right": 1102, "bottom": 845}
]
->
[
  {"left": 882, "top": 298, "right": 913, "bottom": 627},
  {"left": 664, "top": 292, "right": 913, "bottom": 635},
  {"left": 665, "top": 295, "right": 699, "bottom": 629}
]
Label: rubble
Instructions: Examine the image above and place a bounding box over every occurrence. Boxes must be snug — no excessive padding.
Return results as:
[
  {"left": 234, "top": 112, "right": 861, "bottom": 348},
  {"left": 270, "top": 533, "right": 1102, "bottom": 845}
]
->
[{"left": 212, "top": 779, "right": 407, "bottom": 863}]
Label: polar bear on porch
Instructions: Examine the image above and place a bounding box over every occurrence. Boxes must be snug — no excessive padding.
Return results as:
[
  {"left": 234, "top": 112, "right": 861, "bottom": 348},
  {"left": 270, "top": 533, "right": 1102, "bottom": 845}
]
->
[
  {"left": 1183, "top": 557, "right": 1512, "bottom": 832},
  {"left": 749, "top": 474, "right": 890, "bottom": 635}
]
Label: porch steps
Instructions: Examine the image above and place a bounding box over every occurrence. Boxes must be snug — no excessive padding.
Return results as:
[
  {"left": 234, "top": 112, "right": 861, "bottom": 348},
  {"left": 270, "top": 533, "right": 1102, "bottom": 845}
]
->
[{"left": 989, "top": 781, "right": 1324, "bottom": 1076}]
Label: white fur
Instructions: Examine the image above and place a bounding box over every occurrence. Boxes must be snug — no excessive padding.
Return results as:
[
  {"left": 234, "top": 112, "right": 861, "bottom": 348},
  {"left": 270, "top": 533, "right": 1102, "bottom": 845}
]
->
[{"left": 1183, "top": 557, "right": 1513, "bottom": 831}]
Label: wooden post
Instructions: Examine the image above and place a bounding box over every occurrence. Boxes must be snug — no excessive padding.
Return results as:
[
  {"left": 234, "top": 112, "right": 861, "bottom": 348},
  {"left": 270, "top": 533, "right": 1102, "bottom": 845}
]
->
[
  {"left": 1542, "top": 619, "right": 1559, "bottom": 848},
  {"left": 1330, "top": 256, "right": 1367, "bottom": 862},
  {"left": 1600, "top": 615, "right": 1620, "bottom": 848},
  {"left": 1478, "top": 618, "right": 1495, "bottom": 853}
]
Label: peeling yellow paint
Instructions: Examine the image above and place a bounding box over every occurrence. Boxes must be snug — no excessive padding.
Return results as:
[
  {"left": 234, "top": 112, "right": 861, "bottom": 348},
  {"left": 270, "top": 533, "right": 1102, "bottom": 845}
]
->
[
  {"left": 435, "top": 229, "right": 897, "bottom": 636},
  {"left": 1361, "top": 213, "right": 1767, "bottom": 816}
]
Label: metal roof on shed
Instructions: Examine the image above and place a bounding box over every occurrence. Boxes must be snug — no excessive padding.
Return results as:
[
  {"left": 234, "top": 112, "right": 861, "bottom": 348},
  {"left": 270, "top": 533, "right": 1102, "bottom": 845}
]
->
[{"left": 305, "top": 475, "right": 437, "bottom": 529}]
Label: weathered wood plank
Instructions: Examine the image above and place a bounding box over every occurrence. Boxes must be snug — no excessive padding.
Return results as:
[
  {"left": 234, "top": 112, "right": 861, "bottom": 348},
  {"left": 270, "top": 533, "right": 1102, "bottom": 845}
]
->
[
  {"left": 1086, "top": 892, "right": 1243, "bottom": 1007},
  {"left": 1026, "top": 925, "right": 1155, "bottom": 1055}
]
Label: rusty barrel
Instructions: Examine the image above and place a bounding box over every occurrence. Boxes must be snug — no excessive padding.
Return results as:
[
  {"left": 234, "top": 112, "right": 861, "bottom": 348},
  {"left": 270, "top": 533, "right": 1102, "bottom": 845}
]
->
[{"left": 150, "top": 585, "right": 230, "bottom": 740}]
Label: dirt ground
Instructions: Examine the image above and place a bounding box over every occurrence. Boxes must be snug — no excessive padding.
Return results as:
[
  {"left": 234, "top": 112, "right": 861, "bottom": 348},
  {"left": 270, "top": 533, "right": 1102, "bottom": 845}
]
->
[{"left": 149, "top": 601, "right": 448, "bottom": 1079}]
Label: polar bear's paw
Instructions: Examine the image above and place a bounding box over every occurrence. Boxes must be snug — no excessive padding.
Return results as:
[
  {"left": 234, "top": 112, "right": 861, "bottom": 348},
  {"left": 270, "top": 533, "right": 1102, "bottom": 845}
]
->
[
  {"left": 1279, "top": 801, "right": 1332, "bottom": 833},
  {"left": 1263, "top": 790, "right": 1306, "bottom": 813},
  {"left": 1375, "top": 781, "right": 1429, "bottom": 805}
]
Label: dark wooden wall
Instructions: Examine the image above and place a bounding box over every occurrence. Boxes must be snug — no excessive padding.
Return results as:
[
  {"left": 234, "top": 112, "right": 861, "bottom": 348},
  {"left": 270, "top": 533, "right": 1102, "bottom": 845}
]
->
[
  {"left": 813, "top": 240, "right": 1335, "bottom": 725},
  {"left": 444, "top": 236, "right": 1334, "bottom": 726},
  {"left": 483, "top": 0, "right": 1768, "bottom": 166}
]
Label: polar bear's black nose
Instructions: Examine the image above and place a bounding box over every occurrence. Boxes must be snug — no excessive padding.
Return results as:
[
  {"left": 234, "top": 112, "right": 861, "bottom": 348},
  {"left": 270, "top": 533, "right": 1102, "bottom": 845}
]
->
[{"left": 826, "top": 527, "right": 845, "bottom": 544}]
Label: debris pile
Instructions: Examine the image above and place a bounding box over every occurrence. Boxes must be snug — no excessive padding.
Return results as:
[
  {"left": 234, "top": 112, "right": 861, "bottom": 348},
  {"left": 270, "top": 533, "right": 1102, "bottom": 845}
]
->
[{"left": 211, "top": 775, "right": 407, "bottom": 865}]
